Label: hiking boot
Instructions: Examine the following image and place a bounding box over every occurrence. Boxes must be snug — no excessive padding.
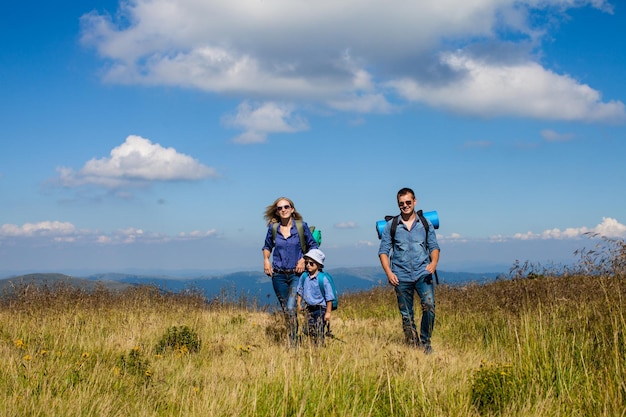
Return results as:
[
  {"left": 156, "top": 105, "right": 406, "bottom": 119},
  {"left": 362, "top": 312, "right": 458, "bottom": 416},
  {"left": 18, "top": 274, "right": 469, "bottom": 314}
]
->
[
  {"left": 405, "top": 338, "right": 421, "bottom": 348},
  {"left": 423, "top": 344, "right": 433, "bottom": 355}
]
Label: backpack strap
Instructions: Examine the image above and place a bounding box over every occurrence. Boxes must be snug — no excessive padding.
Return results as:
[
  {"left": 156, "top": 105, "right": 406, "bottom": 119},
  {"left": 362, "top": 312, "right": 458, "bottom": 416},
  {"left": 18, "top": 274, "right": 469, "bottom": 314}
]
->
[
  {"left": 295, "top": 220, "right": 308, "bottom": 254},
  {"left": 271, "top": 220, "right": 308, "bottom": 253},
  {"left": 416, "top": 210, "right": 429, "bottom": 237},
  {"left": 316, "top": 272, "right": 326, "bottom": 298},
  {"left": 391, "top": 211, "right": 429, "bottom": 245},
  {"left": 271, "top": 222, "right": 279, "bottom": 244},
  {"left": 388, "top": 215, "right": 399, "bottom": 244},
  {"left": 417, "top": 209, "right": 439, "bottom": 285}
]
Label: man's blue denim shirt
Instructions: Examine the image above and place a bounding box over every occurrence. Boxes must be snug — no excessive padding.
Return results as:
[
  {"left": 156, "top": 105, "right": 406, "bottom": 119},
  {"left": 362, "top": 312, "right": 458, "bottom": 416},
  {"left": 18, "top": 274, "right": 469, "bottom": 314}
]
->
[{"left": 378, "top": 214, "right": 440, "bottom": 282}]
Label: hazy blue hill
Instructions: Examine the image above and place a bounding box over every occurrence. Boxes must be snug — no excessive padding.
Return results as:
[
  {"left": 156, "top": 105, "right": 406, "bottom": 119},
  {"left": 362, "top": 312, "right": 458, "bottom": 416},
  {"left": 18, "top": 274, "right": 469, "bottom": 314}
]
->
[
  {"left": 1, "top": 268, "right": 504, "bottom": 306},
  {"left": 0, "top": 273, "right": 133, "bottom": 293}
]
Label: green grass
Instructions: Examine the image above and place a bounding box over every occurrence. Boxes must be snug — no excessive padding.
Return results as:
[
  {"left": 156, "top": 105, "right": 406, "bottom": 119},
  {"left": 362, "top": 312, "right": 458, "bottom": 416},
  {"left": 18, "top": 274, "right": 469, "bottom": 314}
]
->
[{"left": 1, "top": 236, "right": 625, "bottom": 416}]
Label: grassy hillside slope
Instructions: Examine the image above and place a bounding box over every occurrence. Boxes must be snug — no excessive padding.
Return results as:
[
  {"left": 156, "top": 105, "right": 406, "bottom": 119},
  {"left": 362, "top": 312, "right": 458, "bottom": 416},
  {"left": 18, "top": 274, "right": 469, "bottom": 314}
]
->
[{"left": 1, "top": 267, "right": 625, "bottom": 416}]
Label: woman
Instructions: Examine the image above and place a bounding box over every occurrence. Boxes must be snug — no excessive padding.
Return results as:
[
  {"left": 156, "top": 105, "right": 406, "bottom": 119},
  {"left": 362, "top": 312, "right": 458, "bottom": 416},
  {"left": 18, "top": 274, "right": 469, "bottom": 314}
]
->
[{"left": 262, "top": 197, "right": 318, "bottom": 345}]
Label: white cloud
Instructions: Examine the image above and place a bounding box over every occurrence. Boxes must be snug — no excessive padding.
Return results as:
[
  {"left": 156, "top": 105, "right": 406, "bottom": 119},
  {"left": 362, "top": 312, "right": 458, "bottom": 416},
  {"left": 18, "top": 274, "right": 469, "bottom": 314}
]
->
[
  {"left": 0, "top": 220, "right": 219, "bottom": 244},
  {"left": 80, "top": 0, "right": 623, "bottom": 124},
  {"left": 388, "top": 52, "right": 625, "bottom": 123},
  {"left": 541, "top": 129, "right": 574, "bottom": 142},
  {"left": 462, "top": 140, "right": 493, "bottom": 149},
  {"left": 335, "top": 222, "right": 358, "bottom": 229},
  {"left": 0, "top": 221, "right": 77, "bottom": 237},
  {"left": 222, "top": 101, "right": 309, "bottom": 144},
  {"left": 56, "top": 135, "right": 218, "bottom": 188},
  {"left": 328, "top": 93, "right": 393, "bottom": 114},
  {"left": 512, "top": 217, "right": 626, "bottom": 240},
  {"left": 178, "top": 230, "right": 219, "bottom": 239}
]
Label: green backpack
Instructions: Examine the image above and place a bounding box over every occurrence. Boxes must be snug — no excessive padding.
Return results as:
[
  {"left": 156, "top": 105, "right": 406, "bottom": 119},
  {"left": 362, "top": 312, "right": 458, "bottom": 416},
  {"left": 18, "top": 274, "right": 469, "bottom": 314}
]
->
[{"left": 271, "top": 220, "right": 322, "bottom": 252}]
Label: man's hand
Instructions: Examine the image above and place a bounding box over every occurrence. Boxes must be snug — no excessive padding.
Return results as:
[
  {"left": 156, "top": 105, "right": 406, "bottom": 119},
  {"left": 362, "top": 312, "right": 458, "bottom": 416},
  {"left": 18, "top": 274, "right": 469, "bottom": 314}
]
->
[{"left": 387, "top": 272, "right": 399, "bottom": 286}]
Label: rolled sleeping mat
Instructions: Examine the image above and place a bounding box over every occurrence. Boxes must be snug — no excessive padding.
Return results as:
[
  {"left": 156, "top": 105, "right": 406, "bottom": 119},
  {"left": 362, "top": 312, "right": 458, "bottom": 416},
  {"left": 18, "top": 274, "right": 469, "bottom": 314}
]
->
[{"left": 376, "top": 210, "right": 439, "bottom": 239}]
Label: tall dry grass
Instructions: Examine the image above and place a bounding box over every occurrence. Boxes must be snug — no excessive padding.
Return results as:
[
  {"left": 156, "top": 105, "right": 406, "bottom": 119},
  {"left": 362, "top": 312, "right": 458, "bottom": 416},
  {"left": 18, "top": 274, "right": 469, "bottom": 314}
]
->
[{"left": 1, "top": 235, "right": 625, "bottom": 416}]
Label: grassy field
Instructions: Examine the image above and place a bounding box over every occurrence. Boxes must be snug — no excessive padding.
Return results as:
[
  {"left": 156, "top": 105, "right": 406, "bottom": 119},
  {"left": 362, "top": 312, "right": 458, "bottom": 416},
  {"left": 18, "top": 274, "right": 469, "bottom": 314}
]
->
[{"left": 2, "top": 237, "right": 625, "bottom": 416}]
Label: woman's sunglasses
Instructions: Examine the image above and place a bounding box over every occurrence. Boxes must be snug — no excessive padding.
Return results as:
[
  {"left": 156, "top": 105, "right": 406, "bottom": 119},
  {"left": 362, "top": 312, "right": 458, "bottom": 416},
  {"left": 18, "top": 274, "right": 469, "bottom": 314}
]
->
[{"left": 276, "top": 205, "right": 292, "bottom": 211}]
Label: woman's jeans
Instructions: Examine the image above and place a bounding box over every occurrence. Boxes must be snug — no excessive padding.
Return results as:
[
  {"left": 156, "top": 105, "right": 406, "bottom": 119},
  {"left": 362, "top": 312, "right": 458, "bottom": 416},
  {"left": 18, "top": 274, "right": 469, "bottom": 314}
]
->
[
  {"left": 394, "top": 274, "right": 435, "bottom": 348},
  {"left": 272, "top": 272, "right": 299, "bottom": 344}
]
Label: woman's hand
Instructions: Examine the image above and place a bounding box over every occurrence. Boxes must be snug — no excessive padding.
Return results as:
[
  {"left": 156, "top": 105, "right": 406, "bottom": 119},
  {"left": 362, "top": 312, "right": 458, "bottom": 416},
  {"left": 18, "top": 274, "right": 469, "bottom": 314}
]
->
[
  {"left": 263, "top": 258, "right": 273, "bottom": 277},
  {"left": 295, "top": 257, "right": 305, "bottom": 274}
]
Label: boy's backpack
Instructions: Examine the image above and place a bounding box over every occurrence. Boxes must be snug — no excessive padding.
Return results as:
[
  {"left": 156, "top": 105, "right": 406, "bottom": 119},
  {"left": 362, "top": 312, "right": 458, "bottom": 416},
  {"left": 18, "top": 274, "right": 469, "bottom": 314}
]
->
[
  {"left": 300, "top": 271, "right": 338, "bottom": 310},
  {"left": 272, "top": 220, "right": 322, "bottom": 252},
  {"left": 377, "top": 210, "right": 440, "bottom": 285}
]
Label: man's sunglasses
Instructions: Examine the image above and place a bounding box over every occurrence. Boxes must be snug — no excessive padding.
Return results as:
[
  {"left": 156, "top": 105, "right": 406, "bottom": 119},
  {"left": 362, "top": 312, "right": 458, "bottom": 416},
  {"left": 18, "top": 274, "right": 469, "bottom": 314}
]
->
[{"left": 398, "top": 201, "right": 413, "bottom": 207}]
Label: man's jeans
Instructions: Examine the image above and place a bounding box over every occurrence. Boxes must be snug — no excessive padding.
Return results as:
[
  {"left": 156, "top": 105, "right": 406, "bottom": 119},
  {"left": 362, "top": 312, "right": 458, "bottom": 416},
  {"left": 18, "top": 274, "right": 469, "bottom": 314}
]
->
[
  {"left": 272, "top": 272, "right": 299, "bottom": 344},
  {"left": 394, "top": 274, "right": 435, "bottom": 348}
]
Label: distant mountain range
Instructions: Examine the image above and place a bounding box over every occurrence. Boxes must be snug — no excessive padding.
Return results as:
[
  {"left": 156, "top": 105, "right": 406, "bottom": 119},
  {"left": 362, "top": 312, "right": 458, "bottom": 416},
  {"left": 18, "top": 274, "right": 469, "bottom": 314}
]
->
[{"left": 0, "top": 268, "right": 503, "bottom": 306}]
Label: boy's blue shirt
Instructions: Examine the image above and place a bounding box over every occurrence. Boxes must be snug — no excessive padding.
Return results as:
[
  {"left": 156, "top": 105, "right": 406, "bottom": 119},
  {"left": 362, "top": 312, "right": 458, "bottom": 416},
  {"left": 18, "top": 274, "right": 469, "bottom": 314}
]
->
[
  {"left": 378, "top": 213, "right": 440, "bottom": 282},
  {"left": 297, "top": 271, "right": 335, "bottom": 307}
]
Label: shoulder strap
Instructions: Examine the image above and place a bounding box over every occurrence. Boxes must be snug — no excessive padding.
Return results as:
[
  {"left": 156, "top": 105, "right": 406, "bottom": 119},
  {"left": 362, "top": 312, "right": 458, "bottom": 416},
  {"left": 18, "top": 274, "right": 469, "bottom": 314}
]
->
[
  {"left": 272, "top": 220, "right": 308, "bottom": 253},
  {"left": 295, "top": 220, "right": 307, "bottom": 253},
  {"left": 416, "top": 209, "right": 439, "bottom": 285},
  {"left": 317, "top": 272, "right": 326, "bottom": 298},
  {"left": 392, "top": 211, "right": 429, "bottom": 244},
  {"left": 416, "top": 210, "right": 429, "bottom": 240},
  {"left": 390, "top": 215, "right": 399, "bottom": 244}
]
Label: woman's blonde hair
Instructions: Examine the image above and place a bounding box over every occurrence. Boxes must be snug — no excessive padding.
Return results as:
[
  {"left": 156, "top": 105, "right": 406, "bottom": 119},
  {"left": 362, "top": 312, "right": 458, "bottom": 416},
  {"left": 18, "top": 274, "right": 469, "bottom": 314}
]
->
[{"left": 264, "top": 197, "right": 303, "bottom": 225}]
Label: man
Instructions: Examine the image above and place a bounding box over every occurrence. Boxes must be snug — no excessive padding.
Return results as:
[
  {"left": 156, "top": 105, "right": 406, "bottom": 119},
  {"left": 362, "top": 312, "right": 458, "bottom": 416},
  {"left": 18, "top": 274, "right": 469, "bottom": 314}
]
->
[{"left": 378, "top": 187, "right": 440, "bottom": 354}]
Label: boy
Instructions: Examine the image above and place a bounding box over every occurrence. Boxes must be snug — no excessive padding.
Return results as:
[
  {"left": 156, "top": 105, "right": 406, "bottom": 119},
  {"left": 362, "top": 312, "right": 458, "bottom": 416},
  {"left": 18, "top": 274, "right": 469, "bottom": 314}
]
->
[{"left": 297, "top": 249, "right": 334, "bottom": 344}]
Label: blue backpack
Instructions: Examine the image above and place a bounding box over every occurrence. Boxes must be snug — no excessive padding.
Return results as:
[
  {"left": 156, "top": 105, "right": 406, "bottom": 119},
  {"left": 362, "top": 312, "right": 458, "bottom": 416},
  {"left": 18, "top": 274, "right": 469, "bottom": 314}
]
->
[{"left": 300, "top": 271, "right": 338, "bottom": 310}]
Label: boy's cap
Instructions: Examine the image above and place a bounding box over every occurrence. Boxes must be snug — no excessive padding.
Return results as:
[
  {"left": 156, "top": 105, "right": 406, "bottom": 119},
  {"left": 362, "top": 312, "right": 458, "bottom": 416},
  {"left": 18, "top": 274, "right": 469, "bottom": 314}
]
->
[{"left": 304, "top": 249, "right": 325, "bottom": 267}]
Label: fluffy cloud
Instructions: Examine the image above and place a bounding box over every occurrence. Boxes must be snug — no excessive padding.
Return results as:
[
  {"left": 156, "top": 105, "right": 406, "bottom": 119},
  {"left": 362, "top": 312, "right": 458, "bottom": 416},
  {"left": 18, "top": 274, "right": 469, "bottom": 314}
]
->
[
  {"left": 512, "top": 217, "right": 626, "bottom": 240},
  {"left": 0, "top": 220, "right": 218, "bottom": 244},
  {"left": 388, "top": 52, "right": 625, "bottom": 123},
  {"left": 222, "top": 101, "right": 309, "bottom": 144},
  {"left": 541, "top": 129, "right": 575, "bottom": 142},
  {"left": 335, "top": 222, "right": 358, "bottom": 229},
  {"left": 80, "top": 0, "right": 623, "bottom": 124},
  {"left": 56, "top": 135, "right": 218, "bottom": 188},
  {"left": 0, "top": 221, "right": 76, "bottom": 237}
]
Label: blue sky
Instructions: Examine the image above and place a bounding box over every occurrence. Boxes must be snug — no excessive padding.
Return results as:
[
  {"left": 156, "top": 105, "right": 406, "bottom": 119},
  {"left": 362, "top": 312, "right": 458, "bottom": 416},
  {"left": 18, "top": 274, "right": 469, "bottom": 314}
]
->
[{"left": 1, "top": 0, "right": 625, "bottom": 275}]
